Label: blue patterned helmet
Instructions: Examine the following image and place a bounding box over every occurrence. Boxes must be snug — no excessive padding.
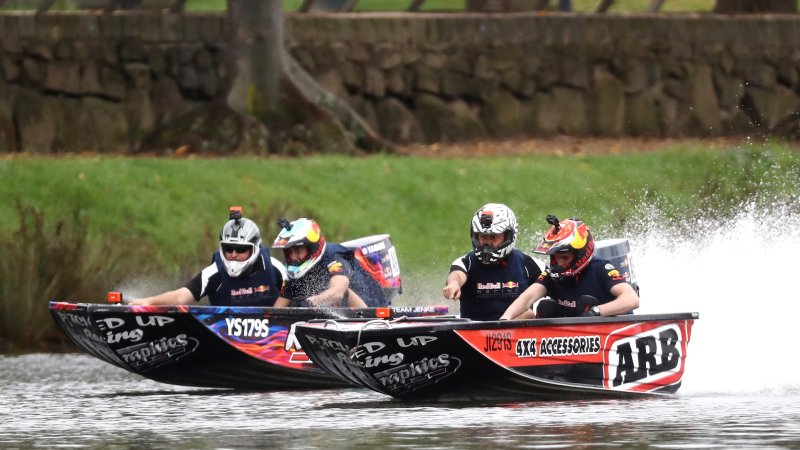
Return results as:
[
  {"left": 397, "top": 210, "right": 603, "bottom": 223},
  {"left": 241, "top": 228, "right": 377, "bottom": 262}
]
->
[{"left": 272, "top": 218, "right": 326, "bottom": 279}]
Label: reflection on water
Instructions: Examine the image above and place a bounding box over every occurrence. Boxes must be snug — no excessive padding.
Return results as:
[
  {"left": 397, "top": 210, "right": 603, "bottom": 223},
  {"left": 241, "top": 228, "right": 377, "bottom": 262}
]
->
[{"left": 1, "top": 354, "right": 799, "bottom": 449}]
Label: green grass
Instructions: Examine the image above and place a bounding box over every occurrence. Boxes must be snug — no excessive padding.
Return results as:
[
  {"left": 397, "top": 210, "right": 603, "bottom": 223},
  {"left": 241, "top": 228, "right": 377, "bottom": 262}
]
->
[
  {"left": 1, "top": 142, "right": 798, "bottom": 274},
  {"left": 1, "top": 142, "right": 799, "bottom": 350}
]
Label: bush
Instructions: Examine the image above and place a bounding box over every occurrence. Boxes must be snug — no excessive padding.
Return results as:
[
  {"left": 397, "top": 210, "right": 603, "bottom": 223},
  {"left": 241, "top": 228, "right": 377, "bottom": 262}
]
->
[{"left": 0, "top": 202, "right": 134, "bottom": 351}]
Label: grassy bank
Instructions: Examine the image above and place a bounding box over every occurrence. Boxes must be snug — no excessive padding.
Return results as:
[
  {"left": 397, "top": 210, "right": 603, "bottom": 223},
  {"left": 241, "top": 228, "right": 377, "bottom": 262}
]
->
[{"left": 1, "top": 141, "right": 799, "bottom": 351}]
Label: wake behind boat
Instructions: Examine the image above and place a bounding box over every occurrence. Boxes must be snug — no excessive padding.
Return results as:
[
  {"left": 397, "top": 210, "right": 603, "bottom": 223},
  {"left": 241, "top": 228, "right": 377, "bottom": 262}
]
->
[
  {"left": 294, "top": 312, "right": 697, "bottom": 401},
  {"left": 49, "top": 302, "right": 448, "bottom": 390}
]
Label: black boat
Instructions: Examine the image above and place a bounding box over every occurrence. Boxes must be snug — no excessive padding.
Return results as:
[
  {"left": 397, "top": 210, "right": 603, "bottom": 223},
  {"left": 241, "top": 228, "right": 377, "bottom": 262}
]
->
[
  {"left": 294, "top": 312, "right": 698, "bottom": 401},
  {"left": 49, "top": 301, "right": 448, "bottom": 390}
]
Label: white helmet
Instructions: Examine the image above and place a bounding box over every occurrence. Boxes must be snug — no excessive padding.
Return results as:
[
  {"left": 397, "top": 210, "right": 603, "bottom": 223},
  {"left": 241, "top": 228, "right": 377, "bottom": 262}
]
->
[
  {"left": 218, "top": 207, "right": 262, "bottom": 277},
  {"left": 471, "top": 203, "right": 518, "bottom": 264}
]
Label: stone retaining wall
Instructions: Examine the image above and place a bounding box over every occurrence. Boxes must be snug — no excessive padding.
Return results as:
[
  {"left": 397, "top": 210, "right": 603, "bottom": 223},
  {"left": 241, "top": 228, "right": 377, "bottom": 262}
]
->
[{"left": 1, "top": 11, "right": 799, "bottom": 152}]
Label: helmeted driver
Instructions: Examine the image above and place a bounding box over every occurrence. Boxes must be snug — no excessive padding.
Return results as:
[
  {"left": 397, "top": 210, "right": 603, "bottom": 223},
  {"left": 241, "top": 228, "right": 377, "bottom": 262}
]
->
[
  {"left": 271, "top": 217, "right": 386, "bottom": 307},
  {"left": 499, "top": 215, "right": 639, "bottom": 320},
  {"left": 130, "top": 207, "right": 288, "bottom": 307},
  {"left": 443, "top": 203, "right": 542, "bottom": 321}
]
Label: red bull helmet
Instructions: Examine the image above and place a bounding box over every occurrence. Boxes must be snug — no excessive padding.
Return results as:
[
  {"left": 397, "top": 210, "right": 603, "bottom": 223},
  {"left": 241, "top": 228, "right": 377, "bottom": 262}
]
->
[
  {"left": 533, "top": 215, "right": 594, "bottom": 282},
  {"left": 470, "top": 203, "right": 518, "bottom": 264},
  {"left": 219, "top": 206, "right": 262, "bottom": 277},
  {"left": 272, "top": 217, "right": 326, "bottom": 279}
]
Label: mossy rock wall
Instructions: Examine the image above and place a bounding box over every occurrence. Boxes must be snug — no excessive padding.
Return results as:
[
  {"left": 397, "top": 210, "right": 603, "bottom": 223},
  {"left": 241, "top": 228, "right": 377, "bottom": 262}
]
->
[{"left": 1, "top": 12, "right": 800, "bottom": 152}]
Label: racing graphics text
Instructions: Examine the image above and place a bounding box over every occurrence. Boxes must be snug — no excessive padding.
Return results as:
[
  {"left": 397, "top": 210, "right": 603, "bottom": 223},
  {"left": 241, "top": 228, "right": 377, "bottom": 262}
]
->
[
  {"left": 304, "top": 333, "right": 462, "bottom": 393},
  {"left": 512, "top": 335, "right": 600, "bottom": 358},
  {"left": 376, "top": 354, "right": 460, "bottom": 392},
  {"left": 118, "top": 334, "right": 199, "bottom": 371},
  {"left": 97, "top": 315, "right": 176, "bottom": 344},
  {"left": 225, "top": 317, "right": 270, "bottom": 338}
]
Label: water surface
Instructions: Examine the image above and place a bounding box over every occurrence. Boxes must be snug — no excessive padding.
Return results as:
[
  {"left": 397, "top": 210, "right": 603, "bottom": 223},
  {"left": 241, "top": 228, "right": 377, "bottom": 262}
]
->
[{"left": 2, "top": 353, "right": 799, "bottom": 449}]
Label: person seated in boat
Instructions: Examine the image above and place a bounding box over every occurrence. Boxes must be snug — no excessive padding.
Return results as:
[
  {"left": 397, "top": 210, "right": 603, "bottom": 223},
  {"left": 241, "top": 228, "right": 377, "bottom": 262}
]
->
[
  {"left": 442, "top": 203, "right": 542, "bottom": 321},
  {"left": 271, "top": 217, "right": 385, "bottom": 307},
  {"left": 499, "top": 215, "right": 639, "bottom": 320},
  {"left": 129, "top": 207, "right": 289, "bottom": 307}
]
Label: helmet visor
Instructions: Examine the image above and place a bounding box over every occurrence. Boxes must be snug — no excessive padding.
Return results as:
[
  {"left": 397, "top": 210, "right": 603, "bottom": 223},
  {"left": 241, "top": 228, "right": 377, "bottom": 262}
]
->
[{"left": 220, "top": 242, "right": 255, "bottom": 256}]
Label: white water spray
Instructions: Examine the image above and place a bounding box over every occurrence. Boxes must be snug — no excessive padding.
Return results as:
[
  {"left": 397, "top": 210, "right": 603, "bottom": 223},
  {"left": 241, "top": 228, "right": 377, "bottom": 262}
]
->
[{"left": 628, "top": 197, "right": 800, "bottom": 395}]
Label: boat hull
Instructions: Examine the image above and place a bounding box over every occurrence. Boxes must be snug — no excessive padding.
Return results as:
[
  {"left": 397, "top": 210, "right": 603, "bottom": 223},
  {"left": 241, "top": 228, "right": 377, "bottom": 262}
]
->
[
  {"left": 295, "top": 313, "right": 698, "bottom": 401},
  {"left": 48, "top": 302, "right": 448, "bottom": 390}
]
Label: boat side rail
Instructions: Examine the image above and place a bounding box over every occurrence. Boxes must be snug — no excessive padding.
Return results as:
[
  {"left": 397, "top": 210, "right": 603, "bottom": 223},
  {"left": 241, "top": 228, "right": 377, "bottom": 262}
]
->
[
  {"left": 300, "top": 312, "right": 700, "bottom": 336},
  {"left": 51, "top": 302, "right": 696, "bottom": 324},
  {"left": 322, "top": 317, "right": 398, "bottom": 330},
  {"left": 49, "top": 301, "right": 452, "bottom": 318},
  {"left": 304, "top": 315, "right": 465, "bottom": 326}
]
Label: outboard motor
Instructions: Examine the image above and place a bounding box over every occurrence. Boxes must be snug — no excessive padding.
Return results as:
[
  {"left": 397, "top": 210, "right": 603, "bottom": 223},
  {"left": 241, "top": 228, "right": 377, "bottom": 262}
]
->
[
  {"left": 340, "top": 234, "right": 402, "bottom": 303},
  {"left": 595, "top": 238, "right": 639, "bottom": 295}
]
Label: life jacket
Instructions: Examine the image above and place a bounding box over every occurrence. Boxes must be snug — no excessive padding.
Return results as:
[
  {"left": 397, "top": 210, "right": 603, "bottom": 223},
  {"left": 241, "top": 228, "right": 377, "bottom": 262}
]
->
[
  {"left": 211, "top": 248, "right": 280, "bottom": 306},
  {"left": 459, "top": 249, "right": 532, "bottom": 321}
]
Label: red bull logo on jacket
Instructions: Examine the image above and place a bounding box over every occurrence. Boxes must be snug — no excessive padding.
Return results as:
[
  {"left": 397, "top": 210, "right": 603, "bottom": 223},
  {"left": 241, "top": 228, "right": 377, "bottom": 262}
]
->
[
  {"left": 477, "top": 281, "right": 521, "bottom": 290},
  {"left": 476, "top": 281, "right": 522, "bottom": 293},
  {"left": 230, "top": 285, "right": 270, "bottom": 297},
  {"left": 327, "top": 261, "right": 344, "bottom": 274},
  {"left": 537, "top": 272, "right": 547, "bottom": 282}
]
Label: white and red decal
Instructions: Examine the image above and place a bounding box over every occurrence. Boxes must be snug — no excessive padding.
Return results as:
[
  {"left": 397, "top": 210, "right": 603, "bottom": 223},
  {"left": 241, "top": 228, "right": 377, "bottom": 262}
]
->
[{"left": 603, "top": 321, "right": 690, "bottom": 392}]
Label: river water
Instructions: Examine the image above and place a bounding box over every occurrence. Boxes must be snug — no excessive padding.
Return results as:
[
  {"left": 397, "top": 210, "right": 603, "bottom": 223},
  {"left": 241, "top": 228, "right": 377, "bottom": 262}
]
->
[
  {"left": 2, "top": 198, "right": 800, "bottom": 448},
  {"left": 1, "top": 353, "right": 799, "bottom": 449}
]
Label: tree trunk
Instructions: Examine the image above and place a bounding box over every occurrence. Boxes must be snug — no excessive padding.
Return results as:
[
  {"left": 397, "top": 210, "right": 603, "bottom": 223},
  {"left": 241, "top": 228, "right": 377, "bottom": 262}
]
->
[
  {"left": 713, "top": 0, "right": 796, "bottom": 13},
  {"left": 226, "top": 0, "right": 285, "bottom": 123},
  {"left": 226, "top": 0, "right": 392, "bottom": 153}
]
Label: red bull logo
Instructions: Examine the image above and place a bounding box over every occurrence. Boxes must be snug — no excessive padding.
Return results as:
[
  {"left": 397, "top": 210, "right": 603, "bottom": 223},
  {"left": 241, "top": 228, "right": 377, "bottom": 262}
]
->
[
  {"left": 255, "top": 285, "right": 269, "bottom": 293},
  {"left": 327, "top": 261, "right": 343, "bottom": 274},
  {"left": 572, "top": 223, "right": 589, "bottom": 249},
  {"left": 307, "top": 222, "right": 321, "bottom": 243},
  {"left": 477, "top": 281, "right": 520, "bottom": 290}
]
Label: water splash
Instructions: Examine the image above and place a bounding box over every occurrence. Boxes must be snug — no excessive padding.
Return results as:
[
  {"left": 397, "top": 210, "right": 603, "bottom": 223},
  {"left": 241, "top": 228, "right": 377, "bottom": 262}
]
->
[
  {"left": 112, "top": 275, "right": 183, "bottom": 303},
  {"left": 627, "top": 196, "right": 800, "bottom": 396}
]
